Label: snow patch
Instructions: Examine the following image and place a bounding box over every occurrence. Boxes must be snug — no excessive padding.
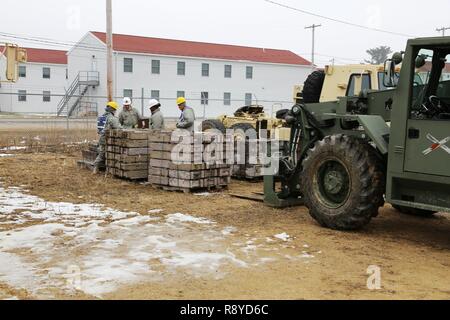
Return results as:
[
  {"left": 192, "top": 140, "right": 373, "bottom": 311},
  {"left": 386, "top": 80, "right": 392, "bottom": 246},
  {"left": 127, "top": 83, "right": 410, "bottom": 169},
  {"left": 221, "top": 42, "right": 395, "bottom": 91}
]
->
[
  {"left": 274, "top": 233, "right": 290, "bottom": 242},
  {"left": 165, "top": 213, "right": 213, "bottom": 225},
  {"left": 193, "top": 192, "right": 213, "bottom": 197},
  {"left": 0, "top": 185, "right": 311, "bottom": 299},
  {"left": 0, "top": 146, "right": 26, "bottom": 151},
  {"left": 300, "top": 252, "right": 315, "bottom": 259},
  {"left": 148, "top": 209, "right": 164, "bottom": 214}
]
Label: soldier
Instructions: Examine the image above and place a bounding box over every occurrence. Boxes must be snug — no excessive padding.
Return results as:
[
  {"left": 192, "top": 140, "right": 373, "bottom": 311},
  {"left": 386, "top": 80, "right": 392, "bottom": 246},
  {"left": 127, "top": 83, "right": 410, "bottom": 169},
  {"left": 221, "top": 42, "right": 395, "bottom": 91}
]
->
[
  {"left": 176, "top": 97, "right": 196, "bottom": 132},
  {"left": 119, "top": 97, "right": 141, "bottom": 129},
  {"left": 93, "top": 101, "right": 123, "bottom": 174},
  {"left": 148, "top": 99, "right": 165, "bottom": 130}
]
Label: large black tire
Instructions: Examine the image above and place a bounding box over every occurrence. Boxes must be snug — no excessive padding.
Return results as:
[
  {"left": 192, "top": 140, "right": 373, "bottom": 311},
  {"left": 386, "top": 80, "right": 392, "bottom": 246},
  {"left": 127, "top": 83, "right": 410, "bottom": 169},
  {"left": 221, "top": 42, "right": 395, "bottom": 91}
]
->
[
  {"left": 392, "top": 205, "right": 436, "bottom": 217},
  {"left": 229, "top": 123, "right": 257, "bottom": 141},
  {"left": 302, "top": 70, "right": 325, "bottom": 103},
  {"left": 230, "top": 123, "right": 258, "bottom": 165},
  {"left": 302, "top": 135, "right": 386, "bottom": 230},
  {"left": 202, "top": 119, "right": 226, "bottom": 134}
]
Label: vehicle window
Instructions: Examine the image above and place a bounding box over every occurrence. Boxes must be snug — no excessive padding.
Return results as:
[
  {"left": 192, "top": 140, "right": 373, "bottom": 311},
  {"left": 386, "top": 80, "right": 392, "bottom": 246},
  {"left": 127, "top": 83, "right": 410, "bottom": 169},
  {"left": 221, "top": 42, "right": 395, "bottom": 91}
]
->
[
  {"left": 347, "top": 73, "right": 371, "bottom": 96},
  {"left": 412, "top": 49, "right": 450, "bottom": 120}
]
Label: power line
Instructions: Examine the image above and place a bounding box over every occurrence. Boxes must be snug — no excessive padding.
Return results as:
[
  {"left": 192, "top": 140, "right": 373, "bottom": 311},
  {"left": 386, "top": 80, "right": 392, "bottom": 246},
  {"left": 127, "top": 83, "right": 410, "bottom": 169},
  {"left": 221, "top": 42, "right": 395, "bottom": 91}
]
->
[
  {"left": 0, "top": 32, "right": 107, "bottom": 53},
  {"left": 263, "top": 0, "right": 417, "bottom": 38},
  {"left": 305, "top": 24, "right": 322, "bottom": 66},
  {"left": 436, "top": 27, "right": 450, "bottom": 37}
]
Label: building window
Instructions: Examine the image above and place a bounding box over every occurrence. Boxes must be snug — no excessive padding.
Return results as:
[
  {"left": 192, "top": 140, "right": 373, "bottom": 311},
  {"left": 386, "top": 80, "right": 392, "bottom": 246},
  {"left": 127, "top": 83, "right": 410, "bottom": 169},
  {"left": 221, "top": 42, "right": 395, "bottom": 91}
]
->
[
  {"left": 245, "top": 93, "right": 252, "bottom": 106},
  {"left": 151, "top": 90, "right": 160, "bottom": 100},
  {"left": 224, "top": 65, "right": 232, "bottom": 78},
  {"left": 43, "top": 91, "right": 51, "bottom": 102},
  {"left": 177, "top": 91, "right": 185, "bottom": 98},
  {"left": 124, "top": 58, "right": 133, "bottom": 73},
  {"left": 202, "top": 63, "right": 209, "bottom": 77},
  {"left": 152, "top": 60, "right": 160, "bottom": 74},
  {"left": 18, "top": 66, "right": 26, "bottom": 78},
  {"left": 43, "top": 67, "right": 51, "bottom": 79},
  {"left": 224, "top": 92, "right": 231, "bottom": 106},
  {"left": 18, "top": 90, "right": 27, "bottom": 102},
  {"left": 123, "top": 89, "right": 133, "bottom": 98},
  {"left": 246, "top": 66, "right": 253, "bottom": 79},
  {"left": 201, "top": 92, "right": 209, "bottom": 105},
  {"left": 177, "top": 62, "right": 186, "bottom": 76}
]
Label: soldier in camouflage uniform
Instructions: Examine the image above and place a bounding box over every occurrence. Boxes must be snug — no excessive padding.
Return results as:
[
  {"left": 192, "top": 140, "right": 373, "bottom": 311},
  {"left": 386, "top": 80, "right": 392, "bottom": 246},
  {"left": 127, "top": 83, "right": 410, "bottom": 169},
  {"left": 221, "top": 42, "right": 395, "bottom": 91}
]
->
[
  {"left": 118, "top": 97, "right": 142, "bottom": 129},
  {"left": 93, "top": 101, "right": 123, "bottom": 174}
]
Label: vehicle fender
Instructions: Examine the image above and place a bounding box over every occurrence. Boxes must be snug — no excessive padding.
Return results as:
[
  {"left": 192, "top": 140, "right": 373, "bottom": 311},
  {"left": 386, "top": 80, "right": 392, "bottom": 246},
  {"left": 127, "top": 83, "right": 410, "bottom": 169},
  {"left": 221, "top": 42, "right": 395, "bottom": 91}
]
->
[{"left": 356, "top": 115, "right": 390, "bottom": 155}]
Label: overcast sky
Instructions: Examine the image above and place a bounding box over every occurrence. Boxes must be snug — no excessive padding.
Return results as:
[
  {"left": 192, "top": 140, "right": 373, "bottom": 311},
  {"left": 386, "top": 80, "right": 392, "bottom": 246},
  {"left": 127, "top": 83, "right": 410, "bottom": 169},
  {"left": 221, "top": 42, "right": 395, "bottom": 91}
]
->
[{"left": 1, "top": 0, "right": 449, "bottom": 66}]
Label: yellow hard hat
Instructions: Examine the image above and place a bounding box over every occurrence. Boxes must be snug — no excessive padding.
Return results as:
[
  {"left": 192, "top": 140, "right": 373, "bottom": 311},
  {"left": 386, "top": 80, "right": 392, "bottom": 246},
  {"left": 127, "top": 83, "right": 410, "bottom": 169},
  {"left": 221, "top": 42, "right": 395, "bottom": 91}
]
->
[
  {"left": 107, "top": 101, "right": 119, "bottom": 110},
  {"left": 177, "top": 97, "right": 186, "bottom": 105}
]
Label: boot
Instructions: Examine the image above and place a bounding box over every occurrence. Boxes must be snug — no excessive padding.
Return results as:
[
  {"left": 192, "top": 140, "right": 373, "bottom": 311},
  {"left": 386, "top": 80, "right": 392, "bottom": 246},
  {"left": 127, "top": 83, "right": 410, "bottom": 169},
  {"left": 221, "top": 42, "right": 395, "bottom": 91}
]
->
[{"left": 92, "top": 166, "right": 99, "bottom": 175}]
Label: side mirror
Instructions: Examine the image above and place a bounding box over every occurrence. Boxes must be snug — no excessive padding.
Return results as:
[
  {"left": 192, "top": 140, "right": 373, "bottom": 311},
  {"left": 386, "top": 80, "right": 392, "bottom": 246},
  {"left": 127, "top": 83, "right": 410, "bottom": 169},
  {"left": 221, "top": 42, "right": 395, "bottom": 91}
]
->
[
  {"left": 384, "top": 60, "right": 396, "bottom": 87},
  {"left": 415, "top": 55, "right": 426, "bottom": 69},
  {"left": 383, "top": 52, "right": 404, "bottom": 88},
  {"left": 392, "top": 52, "right": 403, "bottom": 65}
]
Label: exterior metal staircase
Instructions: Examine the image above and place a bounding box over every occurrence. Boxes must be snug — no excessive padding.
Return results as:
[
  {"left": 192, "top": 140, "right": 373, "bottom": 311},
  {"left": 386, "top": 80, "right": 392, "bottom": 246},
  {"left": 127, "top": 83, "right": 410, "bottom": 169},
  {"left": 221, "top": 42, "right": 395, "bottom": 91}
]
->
[{"left": 57, "top": 71, "right": 100, "bottom": 117}]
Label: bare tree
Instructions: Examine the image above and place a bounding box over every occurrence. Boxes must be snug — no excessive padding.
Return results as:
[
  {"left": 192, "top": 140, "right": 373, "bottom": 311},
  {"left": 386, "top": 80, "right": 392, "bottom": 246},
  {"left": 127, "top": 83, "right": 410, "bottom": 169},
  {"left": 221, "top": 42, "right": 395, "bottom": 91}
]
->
[{"left": 365, "top": 46, "right": 393, "bottom": 65}]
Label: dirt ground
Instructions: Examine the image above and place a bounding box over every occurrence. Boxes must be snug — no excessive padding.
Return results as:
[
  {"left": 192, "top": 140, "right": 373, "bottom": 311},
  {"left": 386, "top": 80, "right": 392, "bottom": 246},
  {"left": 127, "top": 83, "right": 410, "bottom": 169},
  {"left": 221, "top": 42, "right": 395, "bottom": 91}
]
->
[{"left": 0, "top": 153, "right": 450, "bottom": 299}]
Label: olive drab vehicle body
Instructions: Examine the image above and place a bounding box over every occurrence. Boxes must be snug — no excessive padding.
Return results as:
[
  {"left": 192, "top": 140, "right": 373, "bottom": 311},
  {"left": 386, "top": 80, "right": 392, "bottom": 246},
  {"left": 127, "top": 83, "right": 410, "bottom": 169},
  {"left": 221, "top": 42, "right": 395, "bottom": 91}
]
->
[{"left": 265, "top": 36, "right": 450, "bottom": 230}]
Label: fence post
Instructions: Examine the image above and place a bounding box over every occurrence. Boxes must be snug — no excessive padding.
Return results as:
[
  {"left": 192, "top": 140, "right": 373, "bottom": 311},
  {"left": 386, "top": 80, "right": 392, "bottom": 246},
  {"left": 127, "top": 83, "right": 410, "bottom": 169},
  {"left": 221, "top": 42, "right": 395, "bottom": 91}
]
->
[{"left": 141, "top": 88, "right": 144, "bottom": 116}]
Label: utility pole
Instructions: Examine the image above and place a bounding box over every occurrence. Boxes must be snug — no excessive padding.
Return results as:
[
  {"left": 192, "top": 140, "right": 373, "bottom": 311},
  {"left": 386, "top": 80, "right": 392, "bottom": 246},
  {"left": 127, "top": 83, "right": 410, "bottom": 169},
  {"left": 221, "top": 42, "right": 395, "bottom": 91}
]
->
[
  {"left": 106, "top": 0, "right": 114, "bottom": 102},
  {"left": 436, "top": 27, "right": 450, "bottom": 37},
  {"left": 305, "top": 24, "right": 322, "bottom": 68}
]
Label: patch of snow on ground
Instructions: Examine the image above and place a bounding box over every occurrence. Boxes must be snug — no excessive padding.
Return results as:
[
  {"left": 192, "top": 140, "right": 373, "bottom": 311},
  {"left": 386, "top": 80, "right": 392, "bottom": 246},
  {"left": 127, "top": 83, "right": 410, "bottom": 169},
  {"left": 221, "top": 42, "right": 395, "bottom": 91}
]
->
[
  {"left": 0, "top": 146, "right": 26, "bottom": 151},
  {"left": 148, "top": 209, "right": 164, "bottom": 214},
  {"left": 193, "top": 192, "right": 213, "bottom": 197},
  {"left": 274, "top": 233, "right": 291, "bottom": 242},
  {"left": 300, "top": 252, "right": 315, "bottom": 259},
  {"left": 0, "top": 185, "right": 315, "bottom": 299},
  {"left": 221, "top": 226, "right": 237, "bottom": 235},
  {"left": 0, "top": 154, "right": 14, "bottom": 158},
  {"left": 165, "top": 213, "right": 214, "bottom": 225}
]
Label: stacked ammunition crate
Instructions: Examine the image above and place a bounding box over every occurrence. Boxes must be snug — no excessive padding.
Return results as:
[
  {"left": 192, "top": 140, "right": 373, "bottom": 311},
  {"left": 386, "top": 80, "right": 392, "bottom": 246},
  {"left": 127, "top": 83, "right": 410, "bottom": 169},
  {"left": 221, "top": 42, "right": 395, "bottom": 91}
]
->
[
  {"left": 78, "top": 143, "right": 102, "bottom": 172},
  {"left": 148, "top": 131, "right": 232, "bottom": 192},
  {"left": 105, "top": 129, "right": 149, "bottom": 180}
]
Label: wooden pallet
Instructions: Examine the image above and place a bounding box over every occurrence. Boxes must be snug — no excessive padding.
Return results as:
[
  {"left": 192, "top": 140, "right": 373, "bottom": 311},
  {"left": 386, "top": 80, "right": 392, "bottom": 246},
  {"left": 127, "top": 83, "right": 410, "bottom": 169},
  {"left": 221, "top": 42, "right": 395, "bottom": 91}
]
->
[
  {"left": 232, "top": 164, "right": 265, "bottom": 180},
  {"left": 152, "top": 184, "right": 229, "bottom": 194},
  {"left": 77, "top": 160, "right": 105, "bottom": 172}
]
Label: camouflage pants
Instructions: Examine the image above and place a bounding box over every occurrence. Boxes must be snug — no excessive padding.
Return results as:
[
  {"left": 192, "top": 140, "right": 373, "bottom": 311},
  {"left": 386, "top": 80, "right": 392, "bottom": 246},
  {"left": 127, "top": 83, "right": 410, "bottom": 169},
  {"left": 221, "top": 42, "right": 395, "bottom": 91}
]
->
[{"left": 93, "top": 144, "right": 106, "bottom": 169}]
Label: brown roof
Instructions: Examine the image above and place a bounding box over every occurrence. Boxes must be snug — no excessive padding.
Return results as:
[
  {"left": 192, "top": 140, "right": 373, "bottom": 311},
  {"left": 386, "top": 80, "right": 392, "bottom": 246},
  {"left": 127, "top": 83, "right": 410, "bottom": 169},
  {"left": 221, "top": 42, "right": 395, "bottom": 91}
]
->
[
  {"left": 1, "top": 46, "right": 67, "bottom": 64},
  {"left": 91, "top": 31, "right": 310, "bottom": 66}
]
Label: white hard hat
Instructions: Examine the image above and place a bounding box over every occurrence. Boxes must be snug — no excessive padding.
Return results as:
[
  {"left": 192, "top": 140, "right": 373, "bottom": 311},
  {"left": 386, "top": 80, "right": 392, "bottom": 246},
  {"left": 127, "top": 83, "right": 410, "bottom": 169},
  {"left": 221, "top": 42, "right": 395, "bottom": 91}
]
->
[
  {"left": 123, "top": 97, "right": 132, "bottom": 106},
  {"left": 148, "top": 99, "right": 161, "bottom": 109}
]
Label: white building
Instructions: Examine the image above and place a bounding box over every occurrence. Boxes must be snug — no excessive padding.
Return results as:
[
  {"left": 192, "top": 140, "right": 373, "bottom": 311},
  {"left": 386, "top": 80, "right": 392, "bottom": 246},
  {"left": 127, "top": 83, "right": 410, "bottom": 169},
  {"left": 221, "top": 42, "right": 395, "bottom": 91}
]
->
[
  {"left": 65, "top": 31, "right": 312, "bottom": 118},
  {"left": 0, "top": 47, "right": 67, "bottom": 114}
]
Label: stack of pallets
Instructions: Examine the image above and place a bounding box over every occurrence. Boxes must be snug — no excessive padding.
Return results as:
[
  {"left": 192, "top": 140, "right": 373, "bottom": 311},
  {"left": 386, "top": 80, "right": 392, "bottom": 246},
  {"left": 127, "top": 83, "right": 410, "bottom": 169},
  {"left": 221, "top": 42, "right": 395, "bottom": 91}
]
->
[
  {"left": 78, "top": 143, "right": 102, "bottom": 172},
  {"left": 148, "top": 131, "right": 232, "bottom": 193},
  {"left": 105, "top": 129, "right": 149, "bottom": 180}
]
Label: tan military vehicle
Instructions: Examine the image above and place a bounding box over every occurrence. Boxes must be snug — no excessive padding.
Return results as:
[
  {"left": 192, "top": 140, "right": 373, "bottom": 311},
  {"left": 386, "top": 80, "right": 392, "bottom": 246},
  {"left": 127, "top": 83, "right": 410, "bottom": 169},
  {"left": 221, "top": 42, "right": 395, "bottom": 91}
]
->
[
  {"left": 201, "top": 105, "right": 290, "bottom": 141},
  {"left": 204, "top": 64, "right": 398, "bottom": 140},
  {"left": 295, "top": 64, "right": 393, "bottom": 104}
]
